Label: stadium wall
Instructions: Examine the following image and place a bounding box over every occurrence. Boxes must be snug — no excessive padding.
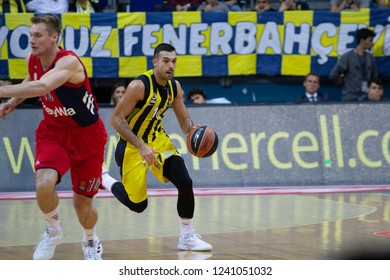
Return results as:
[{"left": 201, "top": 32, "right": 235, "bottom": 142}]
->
[{"left": 1, "top": 103, "right": 390, "bottom": 192}]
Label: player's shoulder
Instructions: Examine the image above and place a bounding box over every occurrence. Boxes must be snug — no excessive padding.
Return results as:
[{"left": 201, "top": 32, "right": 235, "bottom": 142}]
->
[
  {"left": 171, "top": 78, "right": 182, "bottom": 90},
  {"left": 128, "top": 79, "right": 144, "bottom": 89},
  {"left": 135, "top": 73, "right": 149, "bottom": 84},
  {"left": 56, "top": 52, "right": 80, "bottom": 66}
]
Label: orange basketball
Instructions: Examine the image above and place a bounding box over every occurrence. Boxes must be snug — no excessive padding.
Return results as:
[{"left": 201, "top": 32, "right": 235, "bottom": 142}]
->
[{"left": 186, "top": 126, "right": 219, "bottom": 158}]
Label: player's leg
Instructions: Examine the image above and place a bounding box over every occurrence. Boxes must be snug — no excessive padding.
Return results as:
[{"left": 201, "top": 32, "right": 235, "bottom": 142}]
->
[
  {"left": 101, "top": 165, "right": 117, "bottom": 190},
  {"left": 73, "top": 192, "right": 103, "bottom": 260},
  {"left": 162, "top": 156, "right": 194, "bottom": 217},
  {"left": 111, "top": 181, "right": 148, "bottom": 213},
  {"left": 71, "top": 160, "right": 103, "bottom": 260},
  {"left": 109, "top": 137, "right": 149, "bottom": 213},
  {"left": 162, "top": 156, "right": 213, "bottom": 251},
  {"left": 33, "top": 168, "right": 65, "bottom": 260},
  {"left": 70, "top": 119, "right": 107, "bottom": 260},
  {"left": 71, "top": 161, "right": 103, "bottom": 260},
  {"left": 33, "top": 122, "right": 69, "bottom": 260}
]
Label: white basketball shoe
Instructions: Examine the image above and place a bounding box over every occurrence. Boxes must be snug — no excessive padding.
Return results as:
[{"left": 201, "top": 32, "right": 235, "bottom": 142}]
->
[
  {"left": 33, "top": 227, "right": 64, "bottom": 260},
  {"left": 82, "top": 239, "right": 103, "bottom": 260},
  {"left": 177, "top": 230, "right": 213, "bottom": 251}
]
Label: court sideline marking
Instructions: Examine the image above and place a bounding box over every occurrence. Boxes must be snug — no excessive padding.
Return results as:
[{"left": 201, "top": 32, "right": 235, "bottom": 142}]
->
[{"left": 1, "top": 185, "right": 390, "bottom": 200}]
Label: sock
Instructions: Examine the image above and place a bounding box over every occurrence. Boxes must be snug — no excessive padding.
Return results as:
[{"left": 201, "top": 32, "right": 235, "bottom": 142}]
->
[
  {"left": 102, "top": 169, "right": 118, "bottom": 191},
  {"left": 180, "top": 218, "right": 193, "bottom": 237},
  {"left": 43, "top": 206, "right": 61, "bottom": 231},
  {"left": 83, "top": 226, "right": 98, "bottom": 242}
]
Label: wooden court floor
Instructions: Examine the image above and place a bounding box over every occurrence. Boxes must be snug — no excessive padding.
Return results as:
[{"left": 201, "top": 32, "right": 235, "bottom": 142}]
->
[{"left": 1, "top": 190, "right": 390, "bottom": 260}]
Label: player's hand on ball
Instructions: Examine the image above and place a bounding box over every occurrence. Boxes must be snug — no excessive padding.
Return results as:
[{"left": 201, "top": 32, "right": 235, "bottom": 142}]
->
[{"left": 186, "top": 125, "right": 219, "bottom": 158}]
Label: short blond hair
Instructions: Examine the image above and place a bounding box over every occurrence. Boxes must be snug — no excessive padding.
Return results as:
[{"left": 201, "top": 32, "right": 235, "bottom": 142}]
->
[{"left": 31, "top": 14, "right": 62, "bottom": 40}]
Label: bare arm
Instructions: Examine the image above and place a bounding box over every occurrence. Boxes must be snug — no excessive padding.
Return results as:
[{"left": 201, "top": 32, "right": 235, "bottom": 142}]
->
[
  {"left": 110, "top": 80, "right": 159, "bottom": 166},
  {"left": 0, "top": 74, "right": 32, "bottom": 120},
  {"left": 0, "top": 52, "right": 84, "bottom": 100},
  {"left": 172, "top": 80, "right": 194, "bottom": 135},
  {"left": 2, "top": 74, "right": 29, "bottom": 104}
]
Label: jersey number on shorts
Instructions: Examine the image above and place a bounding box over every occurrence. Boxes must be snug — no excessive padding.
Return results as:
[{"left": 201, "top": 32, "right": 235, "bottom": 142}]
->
[{"left": 87, "top": 177, "right": 101, "bottom": 192}]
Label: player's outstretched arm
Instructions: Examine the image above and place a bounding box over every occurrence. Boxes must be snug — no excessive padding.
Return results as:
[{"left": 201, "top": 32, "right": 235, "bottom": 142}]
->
[
  {"left": 0, "top": 102, "right": 16, "bottom": 120},
  {"left": 0, "top": 75, "right": 31, "bottom": 120},
  {"left": 0, "top": 54, "right": 83, "bottom": 100}
]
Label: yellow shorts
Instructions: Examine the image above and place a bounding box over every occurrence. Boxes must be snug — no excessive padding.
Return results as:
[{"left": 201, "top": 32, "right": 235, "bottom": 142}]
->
[{"left": 120, "top": 132, "right": 179, "bottom": 203}]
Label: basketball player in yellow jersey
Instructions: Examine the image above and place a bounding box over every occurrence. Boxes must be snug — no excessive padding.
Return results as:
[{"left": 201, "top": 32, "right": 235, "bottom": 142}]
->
[{"left": 104, "top": 43, "right": 212, "bottom": 252}]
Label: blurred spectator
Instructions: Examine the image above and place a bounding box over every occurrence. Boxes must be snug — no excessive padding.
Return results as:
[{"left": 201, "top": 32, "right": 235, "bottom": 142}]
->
[
  {"left": 25, "top": 0, "right": 69, "bottom": 13},
  {"left": 278, "top": 0, "right": 310, "bottom": 11},
  {"left": 188, "top": 88, "right": 231, "bottom": 104},
  {"left": 221, "top": 0, "right": 242, "bottom": 11},
  {"left": 0, "top": 0, "right": 27, "bottom": 12},
  {"left": 0, "top": 76, "right": 12, "bottom": 103},
  {"left": 110, "top": 82, "right": 126, "bottom": 106},
  {"left": 296, "top": 73, "right": 329, "bottom": 103},
  {"left": 329, "top": 28, "right": 378, "bottom": 101},
  {"left": 295, "top": 1, "right": 310, "bottom": 10},
  {"left": 68, "top": 0, "right": 103, "bottom": 13},
  {"left": 197, "top": 0, "right": 230, "bottom": 11},
  {"left": 154, "top": 0, "right": 202, "bottom": 11},
  {"left": 376, "top": 0, "right": 390, "bottom": 8},
  {"left": 278, "top": 0, "right": 296, "bottom": 10},
  {"left": 253, "top": 0, "right": 276, "bottom": 11},
  {"left": 358, "top": 78, "right": 388, "bottom": 101},
  {"left": 330, "top": 0, "right": 369, "bottom": 12}
]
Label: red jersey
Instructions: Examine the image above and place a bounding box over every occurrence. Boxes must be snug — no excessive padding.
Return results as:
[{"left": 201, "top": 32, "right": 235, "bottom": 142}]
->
[{"left": 28, "top": 47, "right": 99, "bottom": 128}]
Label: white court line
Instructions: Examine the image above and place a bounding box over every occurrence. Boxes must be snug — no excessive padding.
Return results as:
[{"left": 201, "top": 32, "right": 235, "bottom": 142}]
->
[{"left": 1, "top": 185, "right": 390, "bottom": 200}]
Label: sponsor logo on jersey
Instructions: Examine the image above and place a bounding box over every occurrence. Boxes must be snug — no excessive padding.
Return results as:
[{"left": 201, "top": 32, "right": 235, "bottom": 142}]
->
[
  {"left": 42, "top": 103, "right": 76, "bottom": 117},
  {"left": 149, "top": 92, "right": 157, "bottom": 106}
]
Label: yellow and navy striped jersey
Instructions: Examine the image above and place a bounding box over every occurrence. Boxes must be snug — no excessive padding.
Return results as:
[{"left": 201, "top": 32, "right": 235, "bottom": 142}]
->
[
  {"left": 126, "top": 69, "right": 177, "bottom": 144},
  {"left": 1, "top": 0, "right": 27, "bottom": 12}
]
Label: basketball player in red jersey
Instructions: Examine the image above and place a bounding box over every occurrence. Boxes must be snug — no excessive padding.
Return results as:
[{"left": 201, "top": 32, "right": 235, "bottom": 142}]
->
[{"left": 0, "top": 14, "right": 107, "bottom": 260}]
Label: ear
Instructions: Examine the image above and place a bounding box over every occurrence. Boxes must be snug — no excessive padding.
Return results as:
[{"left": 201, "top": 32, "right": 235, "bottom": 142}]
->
[{"left": 52, "top": 33, "right": 59, "bottom": 44}]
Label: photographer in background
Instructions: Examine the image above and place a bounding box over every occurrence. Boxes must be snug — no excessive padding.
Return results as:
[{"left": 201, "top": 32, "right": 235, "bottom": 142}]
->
[{"left": 330, "top": 0, "right": 369, "bottom": 12}]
